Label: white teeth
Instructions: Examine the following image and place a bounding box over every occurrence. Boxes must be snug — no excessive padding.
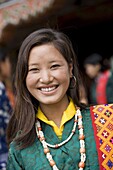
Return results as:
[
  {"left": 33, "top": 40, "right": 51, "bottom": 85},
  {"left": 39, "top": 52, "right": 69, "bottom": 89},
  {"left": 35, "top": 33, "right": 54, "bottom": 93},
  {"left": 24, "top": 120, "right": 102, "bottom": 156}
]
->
[{"left": 41, "top": 86, "right": 56, "bottom": 92}]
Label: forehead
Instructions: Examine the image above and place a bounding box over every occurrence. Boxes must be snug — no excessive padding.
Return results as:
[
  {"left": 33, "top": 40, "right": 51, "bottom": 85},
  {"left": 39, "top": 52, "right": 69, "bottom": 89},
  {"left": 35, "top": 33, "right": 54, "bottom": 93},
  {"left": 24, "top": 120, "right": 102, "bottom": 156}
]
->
[
  {"left": 29, "top": 44, "right": 65, "bottom": 61},
  {"left": 85, "top": 63, "right": 98, "bottom": 68}
]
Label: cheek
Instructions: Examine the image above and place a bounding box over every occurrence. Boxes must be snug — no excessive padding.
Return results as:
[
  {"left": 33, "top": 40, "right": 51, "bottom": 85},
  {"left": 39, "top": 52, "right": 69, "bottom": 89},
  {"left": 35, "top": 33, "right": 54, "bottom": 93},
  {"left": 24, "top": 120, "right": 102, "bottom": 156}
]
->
[
  {"left": 26, "top": 74, "right": 36, "bottom": 87},
  {"left": 60, "top": 70, "right": 71, "bottom": 84},
  {"left": 55, "top": 69, "right": 69, "bottom": 79},
  {"left": 86, "top": 67, "right": 93, "bottom": 75}
]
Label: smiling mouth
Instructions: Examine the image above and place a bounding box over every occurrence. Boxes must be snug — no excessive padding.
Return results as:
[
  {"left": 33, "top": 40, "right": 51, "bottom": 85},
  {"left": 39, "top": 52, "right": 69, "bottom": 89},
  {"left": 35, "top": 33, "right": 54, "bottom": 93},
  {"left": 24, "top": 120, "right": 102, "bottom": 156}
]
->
[{"left": 40, "top": 86, "right": 58, "bottom": 92}]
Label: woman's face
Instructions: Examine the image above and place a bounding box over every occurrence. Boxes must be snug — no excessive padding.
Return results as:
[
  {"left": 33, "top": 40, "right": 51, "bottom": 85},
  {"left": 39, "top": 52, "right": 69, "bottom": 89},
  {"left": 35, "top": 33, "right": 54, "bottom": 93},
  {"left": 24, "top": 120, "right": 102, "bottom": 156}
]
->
[
  {"left": 84, "top": 63, "right": 101, "bottom": 78},
  {"left": 26, "top": 44, "right": 73, "bottom": 106}
]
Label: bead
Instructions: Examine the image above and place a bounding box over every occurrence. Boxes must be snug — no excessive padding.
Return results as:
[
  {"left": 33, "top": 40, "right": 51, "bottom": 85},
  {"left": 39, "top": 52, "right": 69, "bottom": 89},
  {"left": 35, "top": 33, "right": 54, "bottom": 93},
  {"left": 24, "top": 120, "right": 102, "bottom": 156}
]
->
[
  {"left": 50, "top": 160, "right": 56, "bottom": 166},
  {"left": 72, "top": 130, "right": 75, "bottom": 133},
  {"left": 38, "top": 127, "right": 42, "bottom": 131},
  {"left": 80, "top": 148, "right": 86, "bottom": 153},
  {"left": 55, "top": 144, "right": 59, "bottom": 148},
  {"left": 78, "top": 125, "right": 83, "bottom": 129},
  {"left": 79, "top": 162, "right": 85, "bottom": 168},
  {"left": 44, "top": 148, "right": 50, "bottom": 154},
  {"left": 40, "top": 136, "right": 45, "bottom": 141},
  {"left": 79, "top": 134, "right": 85, "bottom": 140}
]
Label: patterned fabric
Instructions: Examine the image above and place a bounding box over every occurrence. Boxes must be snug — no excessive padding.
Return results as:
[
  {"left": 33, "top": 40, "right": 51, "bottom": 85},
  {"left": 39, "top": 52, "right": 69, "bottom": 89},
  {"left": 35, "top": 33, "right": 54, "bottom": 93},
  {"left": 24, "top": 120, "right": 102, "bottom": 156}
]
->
[
  {"left": 0, "top": 82, "right": 12, "bottom": 170},
  {"left": 6, "top": 108, "right": 99, "bottom": 170},
  {"left": 90, "top": 104, "right": 113, "bottom": 170}
]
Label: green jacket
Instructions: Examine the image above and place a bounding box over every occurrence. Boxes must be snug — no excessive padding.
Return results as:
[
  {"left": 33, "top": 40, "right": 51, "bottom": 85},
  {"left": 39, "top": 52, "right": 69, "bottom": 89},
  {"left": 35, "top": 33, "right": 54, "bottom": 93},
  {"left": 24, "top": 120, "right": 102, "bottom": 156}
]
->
[{"left": 6, "top": 108, "right": 99, "bottom": 170}]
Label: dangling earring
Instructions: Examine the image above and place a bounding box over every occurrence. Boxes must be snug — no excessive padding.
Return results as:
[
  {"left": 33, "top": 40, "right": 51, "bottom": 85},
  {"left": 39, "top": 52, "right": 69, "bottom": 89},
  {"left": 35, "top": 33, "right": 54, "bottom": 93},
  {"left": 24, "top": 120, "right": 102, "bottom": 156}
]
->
[{"left": 69, "top": 75, "right": 76, "bottom": 89}]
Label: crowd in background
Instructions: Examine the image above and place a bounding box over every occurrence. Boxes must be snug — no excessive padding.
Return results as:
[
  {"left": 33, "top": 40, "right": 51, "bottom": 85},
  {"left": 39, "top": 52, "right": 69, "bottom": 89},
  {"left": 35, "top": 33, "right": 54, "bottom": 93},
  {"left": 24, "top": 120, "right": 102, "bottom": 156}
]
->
[{"left": 83, "top": 53, "right": 113, "bottom": 105}]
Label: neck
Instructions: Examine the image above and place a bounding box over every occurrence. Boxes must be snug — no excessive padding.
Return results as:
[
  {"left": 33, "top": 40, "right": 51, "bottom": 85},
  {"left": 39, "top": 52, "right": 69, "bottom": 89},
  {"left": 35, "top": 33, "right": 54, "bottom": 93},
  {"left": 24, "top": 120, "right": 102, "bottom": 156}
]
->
[{"left": 39, "top": 96, "right": 69, "bottom": 127}]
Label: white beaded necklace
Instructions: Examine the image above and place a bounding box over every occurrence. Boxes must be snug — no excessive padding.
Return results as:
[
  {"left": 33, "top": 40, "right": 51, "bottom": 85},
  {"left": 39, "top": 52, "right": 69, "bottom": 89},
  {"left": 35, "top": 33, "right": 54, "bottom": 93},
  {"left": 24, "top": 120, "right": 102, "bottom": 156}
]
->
[{"left": 35, "top": 107, "right": 86, "bottom": 170}]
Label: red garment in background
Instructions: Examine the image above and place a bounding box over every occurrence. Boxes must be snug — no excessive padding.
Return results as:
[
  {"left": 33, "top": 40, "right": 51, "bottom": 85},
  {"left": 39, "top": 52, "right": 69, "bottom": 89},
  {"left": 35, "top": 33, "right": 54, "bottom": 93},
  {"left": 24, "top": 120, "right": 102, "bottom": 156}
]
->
[{"left": 96, "top": 70, "right": 110, "bottom": 104}]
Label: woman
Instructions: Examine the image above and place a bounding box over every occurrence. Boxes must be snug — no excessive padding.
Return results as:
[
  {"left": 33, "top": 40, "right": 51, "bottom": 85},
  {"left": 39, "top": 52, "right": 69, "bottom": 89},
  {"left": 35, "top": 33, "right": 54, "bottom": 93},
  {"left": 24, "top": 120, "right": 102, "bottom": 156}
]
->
[{"left": 6, "top": 28, "right": 113, "bottom": 170}]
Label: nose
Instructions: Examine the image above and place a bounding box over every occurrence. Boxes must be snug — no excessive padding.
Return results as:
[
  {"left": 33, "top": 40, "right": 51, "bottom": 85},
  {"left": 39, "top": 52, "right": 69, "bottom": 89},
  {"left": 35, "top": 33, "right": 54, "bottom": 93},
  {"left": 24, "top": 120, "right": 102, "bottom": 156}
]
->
[{"left": 39, "top": 70, "right": 53, "bottom": 84}]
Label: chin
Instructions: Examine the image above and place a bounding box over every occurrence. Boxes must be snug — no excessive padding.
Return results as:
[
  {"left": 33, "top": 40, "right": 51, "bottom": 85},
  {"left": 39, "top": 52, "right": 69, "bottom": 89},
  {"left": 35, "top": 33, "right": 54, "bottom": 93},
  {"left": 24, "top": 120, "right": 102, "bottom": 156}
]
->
[
  {"left": 40, "top": 98, "right": 60, "bottom": 105},
  {"left": 41, "top": 101, "right": 56, "bottom": 106}
]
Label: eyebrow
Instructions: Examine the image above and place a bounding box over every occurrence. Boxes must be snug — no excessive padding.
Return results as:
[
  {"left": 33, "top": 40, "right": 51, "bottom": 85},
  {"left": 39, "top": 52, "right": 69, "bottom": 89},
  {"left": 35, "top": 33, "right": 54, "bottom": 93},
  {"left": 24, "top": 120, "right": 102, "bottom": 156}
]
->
[
  {"left": 49, "top": 59, "right": 62, "bottom": 63},
  {"left": 28, "top": 63, "right": 39, "bottom": 67},
  {"left": 28, "top": 59, "right": 63, "bottom": 67}
]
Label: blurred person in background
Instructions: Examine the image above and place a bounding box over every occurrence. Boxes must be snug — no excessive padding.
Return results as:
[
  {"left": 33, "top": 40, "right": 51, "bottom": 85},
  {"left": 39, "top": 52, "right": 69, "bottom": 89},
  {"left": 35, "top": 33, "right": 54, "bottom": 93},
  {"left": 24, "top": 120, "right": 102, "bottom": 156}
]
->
[
  {"left": 0, "top": 46, "right": 15, "bottom": 170},
  {"left": 79, "top": 80, "right": 88, "bottom": 105},
  {"left": 0, "top": 47, "right": 15, "bottom": 108},
  {"left": 84, "top": 53, "right": 113, "bottom": 105},
  {"left": 110, "top": 55, "right": 113, "bottom": 71}
]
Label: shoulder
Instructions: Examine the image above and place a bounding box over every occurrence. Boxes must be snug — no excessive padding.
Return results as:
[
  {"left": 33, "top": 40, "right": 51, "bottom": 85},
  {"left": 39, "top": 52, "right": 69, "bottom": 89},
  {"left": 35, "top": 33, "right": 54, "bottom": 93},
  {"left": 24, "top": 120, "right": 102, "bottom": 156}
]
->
[
  {"left": 81, "top": 107, "right": 93, "bottom": 126},
  {"left": 81, "top": 106, "right": 90, "bottom": 116},
  {"left": 7, "top": 141, "right": 20, "bottom": 164},
  {"left": 85, "top": 104, "right": 113, "bottom": 124},
  {"left": 82, "top": 103, "right": 113, "bottom": 113},
  {"left": 8, "top": 141, "right": 18, "bottom": 155},
  {"left": 81, "top": 103, "right": 113, "bottom": 120},
  {"left": 8, "top": 140, "right": 23, "bottom": 158},
  {"left": 9, "top": 138, "right": 38, "bottom": 155},
  {"left": 7, "top": 141, "right": 25, "bottom": 169},
  {"left": 8, "top": 140, "right": 26, "bottom": 163}
]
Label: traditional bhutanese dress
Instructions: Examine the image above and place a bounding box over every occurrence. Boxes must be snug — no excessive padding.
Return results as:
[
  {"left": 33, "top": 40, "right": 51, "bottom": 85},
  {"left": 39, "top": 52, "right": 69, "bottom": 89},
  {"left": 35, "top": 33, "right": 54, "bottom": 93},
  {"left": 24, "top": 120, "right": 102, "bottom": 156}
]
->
[{"left": 6, "top": 100, "right": 113, "bottom": 170}]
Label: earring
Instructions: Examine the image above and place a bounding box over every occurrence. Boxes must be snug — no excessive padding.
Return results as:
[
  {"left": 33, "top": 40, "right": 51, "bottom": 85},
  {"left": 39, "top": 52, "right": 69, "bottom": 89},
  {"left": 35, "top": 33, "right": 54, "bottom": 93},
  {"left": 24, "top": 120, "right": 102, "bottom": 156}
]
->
[{"left": 69, "top": 75, "right": 76, "bottom": 89}]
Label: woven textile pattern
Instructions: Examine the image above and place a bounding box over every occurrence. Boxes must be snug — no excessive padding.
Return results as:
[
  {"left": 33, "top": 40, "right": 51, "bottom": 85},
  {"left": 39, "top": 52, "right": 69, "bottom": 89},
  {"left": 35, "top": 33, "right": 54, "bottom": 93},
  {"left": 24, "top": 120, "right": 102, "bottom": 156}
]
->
[{"left": 91, "top": 104, "right": 113, "bottom": 170}]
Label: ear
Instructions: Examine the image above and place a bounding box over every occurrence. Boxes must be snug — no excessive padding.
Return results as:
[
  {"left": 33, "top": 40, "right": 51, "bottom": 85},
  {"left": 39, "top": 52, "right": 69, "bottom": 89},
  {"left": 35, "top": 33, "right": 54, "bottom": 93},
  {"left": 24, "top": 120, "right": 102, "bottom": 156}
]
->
[{"left": 69, "top": 63, "right": 73, "bottom": 77}]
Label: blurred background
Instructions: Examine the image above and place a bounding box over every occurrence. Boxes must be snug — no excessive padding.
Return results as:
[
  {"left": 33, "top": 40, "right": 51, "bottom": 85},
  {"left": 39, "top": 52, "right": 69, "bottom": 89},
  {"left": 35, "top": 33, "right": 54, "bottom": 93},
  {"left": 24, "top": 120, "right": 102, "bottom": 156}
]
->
[
  {"left": 1, "top": 1, "right": 113, "bottom": 168},
  {"left": 0, "top": 0, "right": 113, "bottom": 64},
  {"left": 1, "top": 0, "right": 113, "bottom": 104}
]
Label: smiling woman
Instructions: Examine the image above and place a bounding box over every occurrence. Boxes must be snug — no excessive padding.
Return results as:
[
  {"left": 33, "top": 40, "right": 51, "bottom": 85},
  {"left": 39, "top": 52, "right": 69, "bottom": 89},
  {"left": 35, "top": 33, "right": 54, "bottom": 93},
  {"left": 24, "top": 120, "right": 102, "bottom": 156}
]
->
[
  {"left": 6, "top": 28, "right": 113, "bottom": 170},
  {"left": 26, "top": 44, "right": 72, "bottom": 108}
]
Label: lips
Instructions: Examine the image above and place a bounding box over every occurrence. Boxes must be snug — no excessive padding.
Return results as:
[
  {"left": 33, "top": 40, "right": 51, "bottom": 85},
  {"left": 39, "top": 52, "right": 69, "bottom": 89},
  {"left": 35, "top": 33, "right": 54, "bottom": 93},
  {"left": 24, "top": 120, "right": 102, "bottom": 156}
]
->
[{"left": 39, "top": 86, "right": 58, "bottom": 92}]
